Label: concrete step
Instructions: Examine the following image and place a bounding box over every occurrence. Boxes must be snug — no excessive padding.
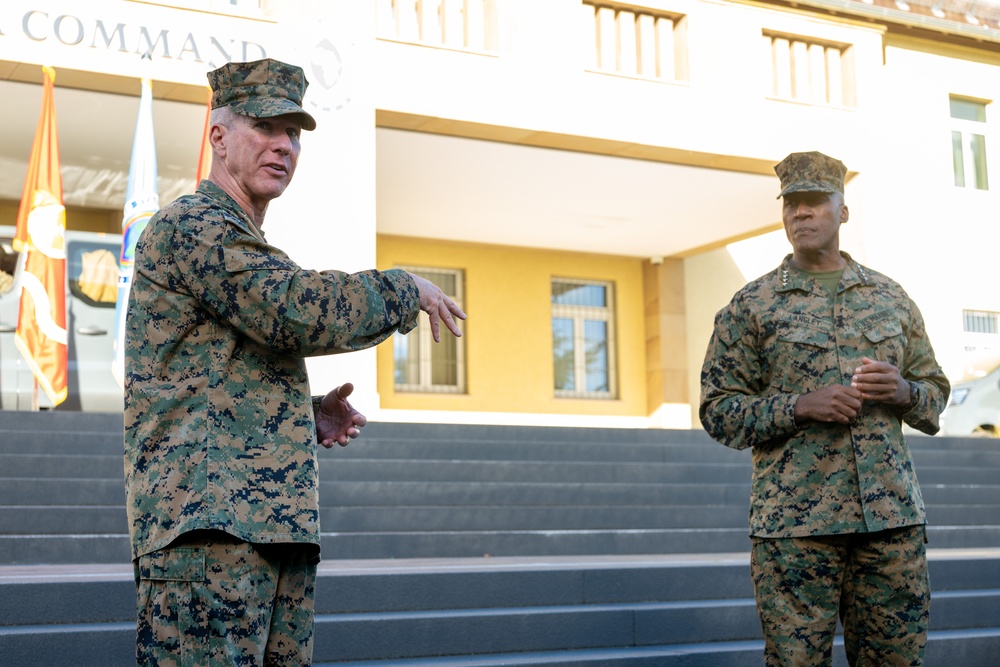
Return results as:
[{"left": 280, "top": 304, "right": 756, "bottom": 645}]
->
[
  {"left": 0, "top": 453, "right": 755, "bottom": 484},
  {"left": 0, "top": 454, "right": 124, "bottom": 479},
  {"left": 317, "top": 526, "right": 1000, "bottom": 561},
  {"left": 320, "top": 480, "right": 753, "bottom": 507},
  {"left": 2, "top": 477, "right": 997, "bottom": 515},
  {"left": 0, "top": 505, "right": 749, "bottom": 535},
  {"left": 4, "top": 502, "right": 989, "bottom": 536},
  {"left": 0, "top": 534, "right": 131, "bottom": 565},
  {"left": 311, "top": 631, "right": 1000, "bottom": 667},
  {"left": 319, "top": 458, "right": 751, "bottom": 484},
  {"left": 911, "top": 448, "right": 1000, "bottom": 468},
  {"left": 922, "top": 484, "right": 1000, "bottom": 505},
  {"left": 3, "top": 524, "right": 997, "bottom": 566}
]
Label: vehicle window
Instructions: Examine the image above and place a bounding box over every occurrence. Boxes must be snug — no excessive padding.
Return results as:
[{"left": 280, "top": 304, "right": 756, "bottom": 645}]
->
[
  {"left": 68, "top": 241, "right": 120, "bottom": 308},
  {"left": 0, "top": 237, "right": 18, "bottom": 295}
]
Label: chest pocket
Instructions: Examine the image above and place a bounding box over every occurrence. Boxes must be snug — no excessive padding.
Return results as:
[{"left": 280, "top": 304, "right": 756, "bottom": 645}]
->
[
  {"left": 860, "top": 315, "right": 905, "bottom": 367},
  {"left": 767, "top": 317, "right": 835, "bottom": 392}
]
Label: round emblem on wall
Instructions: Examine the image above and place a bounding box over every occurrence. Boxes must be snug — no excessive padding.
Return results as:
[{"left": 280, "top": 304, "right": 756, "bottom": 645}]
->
[{"left": 306, "top": 38, "right": 352, "bottom": 113}]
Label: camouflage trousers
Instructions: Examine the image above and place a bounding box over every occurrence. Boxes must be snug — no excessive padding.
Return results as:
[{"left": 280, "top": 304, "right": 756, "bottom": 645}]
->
[
  {"left": 751, "top": 525, "right": 929, "bottom": 667},
  {"left": 133, "top": 530, "right": 317, "bottom": 667}
]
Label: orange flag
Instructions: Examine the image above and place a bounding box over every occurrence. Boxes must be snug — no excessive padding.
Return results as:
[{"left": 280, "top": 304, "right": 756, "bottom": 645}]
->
[
  {"left": 195, "top": 88, "right": 213, "bottom": 184},
  {"left": 14, "top": 65, "right": 68, "bottom": 407}
]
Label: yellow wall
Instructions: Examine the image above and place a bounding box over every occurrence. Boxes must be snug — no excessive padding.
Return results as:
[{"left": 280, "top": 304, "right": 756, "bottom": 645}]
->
[{"left": 376, "top": 235, "right": 649, "bottom": 416}]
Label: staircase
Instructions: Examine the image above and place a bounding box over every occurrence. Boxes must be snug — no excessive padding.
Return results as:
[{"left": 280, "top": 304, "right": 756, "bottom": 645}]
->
[{"left": 1, "top": 411, "right": 998, "bottom": 665}]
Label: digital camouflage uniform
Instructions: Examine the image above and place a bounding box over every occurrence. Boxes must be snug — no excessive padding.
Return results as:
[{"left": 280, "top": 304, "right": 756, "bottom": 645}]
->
[
  {"left": 124, "top": 59, "right": 420, "bottom": 665},
  {"left": 700, "top": 153, "right": 950, "bottom": 667},
  {"left": 124, "top": 176, "right": 418, "bottom": 560}
]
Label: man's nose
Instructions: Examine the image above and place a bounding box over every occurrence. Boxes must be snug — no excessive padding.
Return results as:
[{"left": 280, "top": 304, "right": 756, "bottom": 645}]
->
[{"left": 273, "top": 134, "right": 292, "bottom": 154}]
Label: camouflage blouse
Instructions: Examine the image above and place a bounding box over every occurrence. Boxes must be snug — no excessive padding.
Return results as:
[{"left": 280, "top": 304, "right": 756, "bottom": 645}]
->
[
  {"left": 700, "top": 253, "right": 950, "bottom": 538},
  {"left": 124, "top": 180, "right": 419, "bottom": 561}
]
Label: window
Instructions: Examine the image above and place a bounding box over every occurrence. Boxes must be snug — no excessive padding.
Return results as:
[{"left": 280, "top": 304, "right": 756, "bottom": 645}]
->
[
  {"left": 377, "top": 0, "right": 498, "bottom": 52},
  {"left": 582, "top": 1, "right": 688, "bottom": 81},
  {"left": 551, "top": 278, "right": 617, "bottom": 399},
  {"left": 68, "top": 242, "right": 119, "bottom": 308},
  {"left": 951, "top": 97, "right": 989, "bottom": 190},
  {"left": 765, "top": 31, "right": 855, "bottom": 107},
  {"left": 963, "top": 309, "right": 1000, "bottom": 353},
  {"left": 0, "top": 238, "right": 18, "bottom": 296},
  {"left": 393, "top": 267, "right": 465, "bottom": 393}
]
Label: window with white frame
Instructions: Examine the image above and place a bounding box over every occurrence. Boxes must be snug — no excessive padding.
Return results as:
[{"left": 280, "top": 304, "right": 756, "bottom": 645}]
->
[
  {"left": 582, "top": 1, "right": 688, "bottom": 81},
  {"left": 951, "top": 97, "right": 990, "bottom": 190},
  {"left": 377, "top": 0, "right": 497, "bottom": 53},
  {"left": 551, "top": 278, "right": 617, "bottom": 399},
  {"left": 963, "top": 309, "right": 1000, "bottom": 353},
  {"left": 393, "top": 267, "right": 466, "bottom": 393},
  {"left": 765, "top": 31, "right": 855, "bottom": 107}
]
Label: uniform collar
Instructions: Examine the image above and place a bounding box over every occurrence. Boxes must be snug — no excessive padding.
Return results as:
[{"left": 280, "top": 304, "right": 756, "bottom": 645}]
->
[
  {"left": 777, "top": 252, "right": 870, "bottom": 294},
  {"left": 196, "top": 179, "right": 267, "bottom": 242}
]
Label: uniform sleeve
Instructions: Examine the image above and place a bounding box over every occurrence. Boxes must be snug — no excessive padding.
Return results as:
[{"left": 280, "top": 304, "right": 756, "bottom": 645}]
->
[
  {"left": 898, "top": 298, "right": 950, "bottom": 435},
  {"left": 173, "top": 212, "right": 420, "bottom": 357},
  {"left": 699, "top": 300, "right": 800, "bottom": 450}
]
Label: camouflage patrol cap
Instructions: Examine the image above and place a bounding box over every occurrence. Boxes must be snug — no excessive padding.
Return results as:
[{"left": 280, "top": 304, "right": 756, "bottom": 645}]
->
[
  {"left": 774, "top": 151, "right": 846, "bottom": 198},
  {"left": 208, "top": 58, "right": 317, "bottom": 131}
]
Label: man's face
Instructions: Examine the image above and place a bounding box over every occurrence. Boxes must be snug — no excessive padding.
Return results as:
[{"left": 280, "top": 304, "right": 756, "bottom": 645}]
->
[
  {"left": 223, "top": 113, "right": 302, "bottom": 205},
  {"left": 781, "top": 191, "right": 849, "bottom": 255}
]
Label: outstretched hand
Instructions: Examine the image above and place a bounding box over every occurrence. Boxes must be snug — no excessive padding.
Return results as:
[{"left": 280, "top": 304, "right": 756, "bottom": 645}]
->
[
  {"left": 316, "top": 383, "right": 367, "bottom": 448},
  {"left": 408, "top": 272, "right": 467, "bottom": 342}
]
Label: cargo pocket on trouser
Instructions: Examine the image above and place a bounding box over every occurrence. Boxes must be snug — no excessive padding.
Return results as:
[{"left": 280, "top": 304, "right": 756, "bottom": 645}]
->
[{"left": 135, "top": 546, "right": 207, "bottom": 667}]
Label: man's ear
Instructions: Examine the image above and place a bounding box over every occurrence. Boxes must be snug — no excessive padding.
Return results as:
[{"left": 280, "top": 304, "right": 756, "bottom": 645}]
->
[
  {"left": 209, "top": 124, "right": 227, "bottom": 157},
  {"left": 840, "top": 204, "right": 849, "bottom": 224}
]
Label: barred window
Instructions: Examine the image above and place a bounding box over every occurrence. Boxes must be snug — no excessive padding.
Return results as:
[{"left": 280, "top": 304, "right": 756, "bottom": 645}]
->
[
  {"left": 951, "top": 97, "right": 989, "bottom": 191},
  {"left": 964, "top": 310, "right": 999, "bottom": 335},
  {"left": 552, "top": 278, "right": 617, "bottom": 399},
  {"left": 377, "top": 0, "right": 497, "bottom": 52},
  {"left": 393, "top": 267, "right": 466, "bottom": 393},
  {"left": 582, "top": 1, "right": 688, "bottom": 81},
  {"left": 765, "top": 31, "right": 855, "bottom": 107}
]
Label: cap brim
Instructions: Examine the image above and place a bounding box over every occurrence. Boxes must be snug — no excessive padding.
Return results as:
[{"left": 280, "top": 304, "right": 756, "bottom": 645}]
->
[
  {"left": 777, "top": 184, "right": 837, "bottom": 199},
  {"left": 231, "top": 100, "right": 317, "bottom": 131}
]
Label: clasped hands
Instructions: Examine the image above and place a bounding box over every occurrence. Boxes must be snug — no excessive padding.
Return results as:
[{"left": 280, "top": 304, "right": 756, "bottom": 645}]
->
[{"left": 794, "top": 356, "right": 912, "bottom": 425}]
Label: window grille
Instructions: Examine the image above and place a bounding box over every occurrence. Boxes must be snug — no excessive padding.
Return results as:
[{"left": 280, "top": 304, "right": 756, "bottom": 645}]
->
[
  {"left": 951, "top": 97, "right": 990, "bottom": 190},
  {"left": 393, "top": 267, "right": 466, "bottom": 393},
  {"left": 551, "top": 278, "right": 617, "bottom": 399},
  {"left": 377, "top": 0, "right": 497, "bottom": 52},
  {"left": 582, "top": 1, "right": 687, "bottom": 81},
  {"left": 964, "top": 310, "right": 999, "bottom": 335},
  {"left": 765, "top": 31, "right": 855, "bottom": 107}
]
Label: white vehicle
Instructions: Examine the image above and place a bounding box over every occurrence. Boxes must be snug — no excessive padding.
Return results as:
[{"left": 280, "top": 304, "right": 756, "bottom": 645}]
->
[
  {"left": 938, "top": 355, "right": 1000, "bottom": 438},
  {"left": 0, "top": 225, "right": 124, "bottom": 412}
]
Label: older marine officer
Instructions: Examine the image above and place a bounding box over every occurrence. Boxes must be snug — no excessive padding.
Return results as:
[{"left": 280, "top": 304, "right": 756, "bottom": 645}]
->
[{"left": 124, "top": 58, "right": 465, "bottom": 665}]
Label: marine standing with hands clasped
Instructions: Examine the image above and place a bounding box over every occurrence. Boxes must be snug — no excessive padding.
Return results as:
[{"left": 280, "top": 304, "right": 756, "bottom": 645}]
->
[
  {"left": 699, "top": 151, "right": 949, "bottom": 666},
  {"left": 124, "top": 58, "right": 465, "bottom": 665}
]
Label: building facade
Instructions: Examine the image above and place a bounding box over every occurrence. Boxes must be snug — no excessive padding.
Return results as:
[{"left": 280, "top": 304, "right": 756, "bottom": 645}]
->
[{"left": 1, "top": 0, "right": 998, "bottom": 429}]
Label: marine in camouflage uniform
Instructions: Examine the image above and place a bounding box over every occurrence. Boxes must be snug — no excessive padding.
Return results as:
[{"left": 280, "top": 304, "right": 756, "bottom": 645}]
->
[
  {"left": 124, "top": 58, "right": 464, "bottom": 666},
  {"left": 699, "top": 151, "right": 949, "bottom": 667}
]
